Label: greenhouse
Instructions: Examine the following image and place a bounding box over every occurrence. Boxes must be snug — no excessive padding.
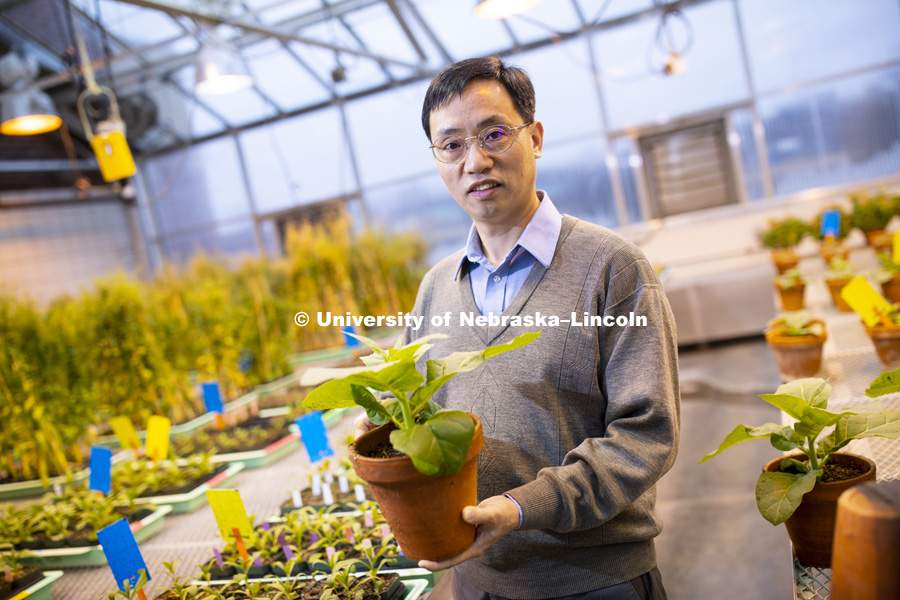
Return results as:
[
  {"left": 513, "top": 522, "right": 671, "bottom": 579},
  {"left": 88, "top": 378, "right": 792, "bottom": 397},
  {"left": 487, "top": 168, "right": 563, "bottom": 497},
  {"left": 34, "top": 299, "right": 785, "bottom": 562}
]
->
[{"left": 1, "top": 0, "right": 899, "bottom": 599}]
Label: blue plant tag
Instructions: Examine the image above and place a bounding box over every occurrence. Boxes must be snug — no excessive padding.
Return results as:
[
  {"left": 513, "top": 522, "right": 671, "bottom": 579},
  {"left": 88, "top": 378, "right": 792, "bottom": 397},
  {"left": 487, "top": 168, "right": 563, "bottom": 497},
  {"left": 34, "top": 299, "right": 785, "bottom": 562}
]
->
[
  {"left": 821, "top": 210, "right": 840, "bottom": 238},
  {"left": 296, "top": 412, "right": 334, "bottom": 463},
  {"left": 342, "top": 325, "right": 360, "bottom": 349},
  {"left": 97, "top": 518, "right": 150, "bottom": 591},
  {"left": 202, "top": 381, "right": 224, "bottom": 414},
  {"left": 88, "top": 446, "right": 112, "bottom": 495}
]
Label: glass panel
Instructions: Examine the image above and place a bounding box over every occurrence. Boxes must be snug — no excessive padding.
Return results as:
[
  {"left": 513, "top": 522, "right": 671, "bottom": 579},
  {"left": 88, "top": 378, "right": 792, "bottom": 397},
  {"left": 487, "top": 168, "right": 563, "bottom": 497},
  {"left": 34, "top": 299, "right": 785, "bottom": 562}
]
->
[
  {"left": 143, "top": 137, "right": 252, "bottom": 235},
  {"left": 730, "top": 108, "right": 765, "bottom": 201},
  {"left": 536, "top": 137, "right": 618, "bottom": 228},
  {"left": 508, "top": 39, "right": 604, "bottom": 142},
  {"left": 162, "top": 220, "right": 259, "bottom": 264},
  {"left": 363, "top": 173, "right": 469, "bottom": 264},
  {"left": 740, "top": 0, "right": 900, "bottom": 94},
  {"left": 759, "top": 66, "right": 900, "bottom": 196},
  {"left": 244, "top": 39, "right": 332, "bottom": 111},
  {"left": 140, "top": 36, "right": 198, "bottom": 65},
  {"left": 143, "top": 81, "right": 227, "bottom": 139},
  {"left": 593, "top": 0, "right": 749, "bottom": 130},
  {"left": 238, "top": 107, "right": 357, "bottom": 213},
  {"left": 415, "top": 0, "right": 515, "bottom": 61},
  {"left": 613, "top": 136, "right": 643, "bottom": 223},
  {"left": 505, "top": 0, "right": 582, "bottom": 43},
  {"left": 342, "top": 2, "right": 421, "bottom": 64},
  {"left": 575, "top": 0, "right": 652, "bottom": 24},
  {"left": 94, "top": 1, "right": 183, "bottom": 47},
  {"left": 344, "top": 80, "right": 435, "bottom": 187},
  {"left": 256, "top": 0, "right": 321, "bottom": 25}
]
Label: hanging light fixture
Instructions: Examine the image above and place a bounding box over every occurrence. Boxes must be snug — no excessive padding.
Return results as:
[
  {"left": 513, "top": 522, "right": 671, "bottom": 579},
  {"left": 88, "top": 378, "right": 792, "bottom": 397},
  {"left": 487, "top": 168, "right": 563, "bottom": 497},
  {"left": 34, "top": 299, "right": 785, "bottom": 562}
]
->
[
  {"left": 474, "top": 0, "right": 543, "bottom": 19},
  {"left": 0, "top": 52, "right": 62, "bottom": 136},
  {"left": 195, "top": 26, "right": 253, "bottom": 96}
]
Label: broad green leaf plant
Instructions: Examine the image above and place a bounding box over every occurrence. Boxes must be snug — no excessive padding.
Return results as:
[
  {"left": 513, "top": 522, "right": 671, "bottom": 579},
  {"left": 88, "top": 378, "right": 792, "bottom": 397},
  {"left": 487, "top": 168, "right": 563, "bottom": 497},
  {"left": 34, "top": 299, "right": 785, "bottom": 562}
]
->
[
  {"left": 302, "top": 331, "right": 540, "bottom": 476},
  {"left": 700, "top": 374, "right": 900, "bottom": 525}
]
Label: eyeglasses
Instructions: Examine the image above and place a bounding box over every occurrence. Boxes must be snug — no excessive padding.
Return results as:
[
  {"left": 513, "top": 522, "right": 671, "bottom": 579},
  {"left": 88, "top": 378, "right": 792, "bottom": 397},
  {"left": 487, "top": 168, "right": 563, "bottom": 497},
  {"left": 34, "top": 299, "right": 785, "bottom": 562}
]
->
[{"left": 429, "top": 122, "right": 533, "bottom": 164}]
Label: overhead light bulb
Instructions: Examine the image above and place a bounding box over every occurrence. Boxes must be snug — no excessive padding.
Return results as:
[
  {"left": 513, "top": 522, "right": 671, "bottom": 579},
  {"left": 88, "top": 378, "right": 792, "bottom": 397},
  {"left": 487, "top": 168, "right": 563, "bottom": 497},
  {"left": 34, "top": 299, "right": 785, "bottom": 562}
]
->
[
  {"left": 474, "top": 0, "right": 543, "bottom": 19},
  {"left": 0, "top": 52, "right": 62, "bottom": 136},
  {"left": 664, "top": 52, "right": 687, "bottom": 76},
  {"left": 195, "top": 30, "right": 253, "bottom": 96}
]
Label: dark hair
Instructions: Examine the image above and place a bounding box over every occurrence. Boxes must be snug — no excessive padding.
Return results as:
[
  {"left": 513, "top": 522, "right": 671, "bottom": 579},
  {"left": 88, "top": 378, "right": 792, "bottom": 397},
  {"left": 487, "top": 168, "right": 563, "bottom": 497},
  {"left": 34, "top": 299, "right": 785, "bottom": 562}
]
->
[{"left": 421, "top": 56, "right": 535, "bottom": 140}]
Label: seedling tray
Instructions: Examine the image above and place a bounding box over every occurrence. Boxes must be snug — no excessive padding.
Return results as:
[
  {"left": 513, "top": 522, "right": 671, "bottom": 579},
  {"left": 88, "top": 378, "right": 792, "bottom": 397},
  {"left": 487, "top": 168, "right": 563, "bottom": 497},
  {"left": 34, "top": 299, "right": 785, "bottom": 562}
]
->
[
  {"left": 190, "top": 570, "right": 430, "bottom": 599},
  {"left": 1, "top": 570, "right": 63, "bottom": 600},
  {"left": 18, "top": 505, "right": 172, "bottom": 569},
  {"left": 210, "top": 433, "right": 301, "bottom": 469},
  {"left": 0, "top": 469, "right": 88, "bottom": 501},
  {"left": 135, "top": 463, "right": 244, "bottom": 514}
]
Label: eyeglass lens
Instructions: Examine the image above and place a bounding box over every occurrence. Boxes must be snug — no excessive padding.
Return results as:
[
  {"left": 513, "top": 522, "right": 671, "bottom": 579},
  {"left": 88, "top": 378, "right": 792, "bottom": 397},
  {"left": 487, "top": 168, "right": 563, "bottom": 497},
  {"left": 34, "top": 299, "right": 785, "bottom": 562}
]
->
[{"left": 433, "top": 125, "right": 517, "bottom": 163}]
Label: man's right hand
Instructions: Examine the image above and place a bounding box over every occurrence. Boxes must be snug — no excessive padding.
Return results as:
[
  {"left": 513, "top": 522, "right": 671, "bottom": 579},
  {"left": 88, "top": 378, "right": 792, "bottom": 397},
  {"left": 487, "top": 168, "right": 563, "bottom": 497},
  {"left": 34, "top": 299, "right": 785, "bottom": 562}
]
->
[{"left": 354, "top": 412, "right": 377, "bottom": 439}]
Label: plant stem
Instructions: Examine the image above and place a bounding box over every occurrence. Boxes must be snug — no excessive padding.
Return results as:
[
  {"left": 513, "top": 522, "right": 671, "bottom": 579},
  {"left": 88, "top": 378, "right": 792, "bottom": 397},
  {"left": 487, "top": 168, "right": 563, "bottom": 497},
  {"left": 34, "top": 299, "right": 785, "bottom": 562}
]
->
[
  {"left": 388, "top": 387, "right": 414, "bottom": 430},
  {"left": 806, "top": 438, "right": 819, "bottom": 471}
]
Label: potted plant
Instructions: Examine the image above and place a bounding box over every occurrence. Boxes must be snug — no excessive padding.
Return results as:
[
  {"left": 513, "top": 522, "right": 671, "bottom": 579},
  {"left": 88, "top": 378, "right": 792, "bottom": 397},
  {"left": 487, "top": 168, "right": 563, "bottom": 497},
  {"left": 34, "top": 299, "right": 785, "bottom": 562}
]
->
[
  {"left": 863, "top": 304, "right": 900, "bottom": 369},
  {"left": 301, "top": 331, "right": 539, "bottom": 561},
  {"left": 774, "top": 268, "right": 806, "bottom": 311},
  {"left": 699, "top": 375, "right": 900, "bottom": 567},
  {"left": 810, "top": 206, "right": 852, "bottom": 263},
  {"left": 850, "top": 192, "right": 894, "bottom": 245},
  {"left": 824, "top": 257, "right": 857, "bottom": 312},
  {"left": 760, "top": 217, "right": 813, "bottom": 274},
  {"left": 871, "top": 251, "right": 900, "bottom": 303},
  {"left": 765, "top": 311, "right": 827, "bottom": 380}
]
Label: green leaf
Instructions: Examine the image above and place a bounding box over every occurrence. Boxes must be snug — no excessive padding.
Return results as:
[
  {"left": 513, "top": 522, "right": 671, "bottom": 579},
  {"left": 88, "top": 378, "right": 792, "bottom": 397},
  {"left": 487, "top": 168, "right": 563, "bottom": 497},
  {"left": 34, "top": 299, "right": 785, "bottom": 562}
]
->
[
  {"left": 385, "top": 334, "right": 449, "bottom": 362},
  {"left": 770, "top": 427, "right": 804, "bottom": 452},
  {"left": 774, "top": 379, "right": 831, "bottom": 409},
  {"left": 759, "top": 394, "right": 809, "bottom": 421},
  {"left": 417, "top": 400, "right": 442, "bottom": 422},
  {"left": 389, "top": 410, "right": 475, "bottom": 476},
  {"left": 779, "top": 457, "right": 810, "bottom": 474},
  {"left": 755, "top": 469, "right": 820, "bottom": 525},
  {"left": 302, "top": 360, "right": 424, "bottom": 410},
  {"left": 350, "top": 385, "right": 392, "bottom": 425},
  {"left": 698, "top": 423, "right": 784, "bottom": 463},
  {"left": 831, "top": 411, "right": 900, "bottom": 448},
  {"left": 344, "top": 332, "right": 391, "bottom": 362},
  {"left": 484, "top": 331, "right": 541, "bottom": 358},
  {"left": 865, "top": 369, "right": 900, "bottom": 397}
]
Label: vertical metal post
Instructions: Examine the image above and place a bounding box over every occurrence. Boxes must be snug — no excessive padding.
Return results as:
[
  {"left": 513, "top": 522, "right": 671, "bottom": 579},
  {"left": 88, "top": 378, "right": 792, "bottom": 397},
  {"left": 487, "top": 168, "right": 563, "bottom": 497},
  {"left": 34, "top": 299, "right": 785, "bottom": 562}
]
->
[
  {"left": 133, "top": 162, "right": 165, "bottom": 271},
  {"left": 337, "top": 100, "right": 369, "bottom": 224}
]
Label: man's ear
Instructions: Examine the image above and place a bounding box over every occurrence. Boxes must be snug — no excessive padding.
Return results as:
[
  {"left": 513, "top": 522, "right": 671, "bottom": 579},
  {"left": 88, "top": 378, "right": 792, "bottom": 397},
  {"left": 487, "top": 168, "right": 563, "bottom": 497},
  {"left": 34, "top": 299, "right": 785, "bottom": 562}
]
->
[{"left": 531, "top": 121, "right": 544, "bottom": 159}]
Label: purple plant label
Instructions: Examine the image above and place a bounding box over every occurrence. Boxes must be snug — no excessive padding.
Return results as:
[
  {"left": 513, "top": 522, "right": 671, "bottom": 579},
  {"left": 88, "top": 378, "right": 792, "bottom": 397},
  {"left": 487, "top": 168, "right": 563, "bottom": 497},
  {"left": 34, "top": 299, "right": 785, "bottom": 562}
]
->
[
  {"left": 292, "top": 490, "right": 303, "bottom": 507},
  {"left": 364, "top": 511, "right": 374, "bottom": 528},
  {"left": 380, "top": 525, "right": 391, "bottom": 538},
  {"left": 362, "top": 539, "right": 372, "bottom": 550},
  {"left": 261, "top": 522, "right": 270, "bottom": 531},
  {"left": 254, "top": 555, "right": 262, "bottom": 567},
  {"left": 278, "top": 533, "right": 287, "bottom": 546},
  {"left": 283, "top": 545, "right": 294, "bottom": 560},
  {"left": 326, "top": 546, "right": 336, "bottom": 560},
  {"left": 213, "top": 548, "right": 224, "bottom": 568},
  {"left": 354, "top": 484, "right": 365, "bottom": 503},
  {"left": 338, "top": 475, "right": 349, "bottom": 494},
  {"left": 310, "top": 532, "right": 318, "bottom": 544}
]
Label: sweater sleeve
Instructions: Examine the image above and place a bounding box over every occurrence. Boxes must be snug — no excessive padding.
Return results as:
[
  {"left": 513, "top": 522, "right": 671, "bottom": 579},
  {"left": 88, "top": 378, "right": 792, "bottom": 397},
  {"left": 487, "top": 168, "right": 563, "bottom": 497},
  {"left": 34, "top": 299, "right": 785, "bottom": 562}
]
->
[{"left": 506, "top": 247, "right": 681, "bottom": 533}]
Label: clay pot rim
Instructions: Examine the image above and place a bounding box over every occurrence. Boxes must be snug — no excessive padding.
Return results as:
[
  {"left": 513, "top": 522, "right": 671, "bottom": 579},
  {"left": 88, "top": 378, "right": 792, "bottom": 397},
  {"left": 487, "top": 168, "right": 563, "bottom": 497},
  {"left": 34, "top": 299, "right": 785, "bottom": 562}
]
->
[
  {"left": 824, "top": 276, "right": 853, "bottom": 286},
  {"left": 762, "top": 452, "right": 876, "bottom": 486},
  {"left": 774, "top": 281, "right": 805, "bottom": 291},
  {"left": 765, "top": 329, "right": 827, "bottom": 345}
]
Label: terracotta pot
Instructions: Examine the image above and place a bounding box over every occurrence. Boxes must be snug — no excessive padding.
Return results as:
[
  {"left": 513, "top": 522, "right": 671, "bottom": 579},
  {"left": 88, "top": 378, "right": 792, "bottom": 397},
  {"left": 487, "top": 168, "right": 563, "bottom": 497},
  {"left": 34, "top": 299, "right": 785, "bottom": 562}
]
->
[
  {"left": 825, "top": 277, "right": 854, "bottom": 311},
  {"left": 763, "top": 452, "right": 876, "bottom": 568},
  {"left": 830, "top": 480, "right": 900, "bottom": 600},
  {"left": 771, "top": 248, "right": 798, "bottom": 275},
  {"left": 820, "top": 244, "right": 849, "bottom": 265},
  {"left": 775, "top": 282, "right": 805, "bottom": 311},
  {"left": 865, "top": 324, "right": 900, "bottom": 368},
  {"left": 881, "top": 273, "right": 900, "bottom": 303},
  {"left": 863, "top": 229, "right": 885, "bottom": 246},
  {"left": 765, "top": 327, "right": 826, "bottom": 380},
  {"left": 350, "top": 413, "right": 483, "bottom": 562}
]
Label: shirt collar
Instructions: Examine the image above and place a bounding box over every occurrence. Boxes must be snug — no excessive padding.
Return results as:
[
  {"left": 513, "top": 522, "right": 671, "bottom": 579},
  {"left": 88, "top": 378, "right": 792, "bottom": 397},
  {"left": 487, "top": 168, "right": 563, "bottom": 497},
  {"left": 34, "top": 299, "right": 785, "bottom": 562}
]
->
[{"left": 455, "top": 191, "right": 563, "bottom": 280}]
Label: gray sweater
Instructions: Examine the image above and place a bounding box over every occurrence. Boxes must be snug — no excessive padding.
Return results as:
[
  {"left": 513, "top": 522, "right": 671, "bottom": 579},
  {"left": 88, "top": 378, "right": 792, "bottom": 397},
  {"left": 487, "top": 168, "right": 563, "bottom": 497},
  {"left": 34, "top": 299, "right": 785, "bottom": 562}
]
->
[{"left": 406, "top": 215, "right": 681, "bottom": 598}]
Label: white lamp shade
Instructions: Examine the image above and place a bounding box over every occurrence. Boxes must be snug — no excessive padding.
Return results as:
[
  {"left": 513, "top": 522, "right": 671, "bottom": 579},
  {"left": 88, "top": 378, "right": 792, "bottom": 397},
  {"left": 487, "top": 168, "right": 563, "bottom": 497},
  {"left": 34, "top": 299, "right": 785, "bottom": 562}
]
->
[
  {"left": 1, "top": 87, "right": 62, "bottom": 136},
  {"left": 474, "top": 0, "right": 543, "bottom": 19},
  {"left": 194, "top": 38, "right": 254, "bottom": 96}
]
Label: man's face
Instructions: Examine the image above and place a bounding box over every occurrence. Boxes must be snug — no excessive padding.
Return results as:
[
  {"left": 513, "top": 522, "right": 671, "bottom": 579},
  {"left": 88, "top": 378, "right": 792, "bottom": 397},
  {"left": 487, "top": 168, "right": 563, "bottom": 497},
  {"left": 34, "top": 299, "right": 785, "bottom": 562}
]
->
[{"left": 428, "top": 80, "right": 543, "bottom": 229}]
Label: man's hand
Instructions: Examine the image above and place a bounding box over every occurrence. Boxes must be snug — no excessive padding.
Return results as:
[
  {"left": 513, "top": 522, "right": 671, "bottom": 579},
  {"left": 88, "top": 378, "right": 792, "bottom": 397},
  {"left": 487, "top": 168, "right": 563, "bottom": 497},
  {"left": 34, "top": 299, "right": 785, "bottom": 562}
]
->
[
  {"left": 354, "top": 412, "right": 377, "bottom": 440},
  {"left": 417, "top": 494, "right": 520, "bottom": 572}
]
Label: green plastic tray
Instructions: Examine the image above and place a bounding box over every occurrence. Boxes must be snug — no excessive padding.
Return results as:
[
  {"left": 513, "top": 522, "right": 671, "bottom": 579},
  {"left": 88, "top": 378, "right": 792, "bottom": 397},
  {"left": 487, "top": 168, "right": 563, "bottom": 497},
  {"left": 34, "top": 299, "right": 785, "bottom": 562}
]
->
[
  {"left": 135, "top": 463, "right": 244, "bottom": 514},
  {"left": 10, "top": 570, "right": 63, "bottom": 600},
  {"left": 210, "top": 434, "right": 301, "bottom": 470},
  {"left": 0, "top": 470, "right": 88, "bottom": 501},
  {"left": 19, "top": 505, "right": 172, "bottom": 569},
  {"left": 190, "top": 569, "right": 430, "bottom": 598}
]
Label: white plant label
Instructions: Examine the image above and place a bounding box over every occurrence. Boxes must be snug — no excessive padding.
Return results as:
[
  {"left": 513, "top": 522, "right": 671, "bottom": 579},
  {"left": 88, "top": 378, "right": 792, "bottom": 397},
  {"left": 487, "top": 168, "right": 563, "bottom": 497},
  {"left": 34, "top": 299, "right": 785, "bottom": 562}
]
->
[
  {"left": 322, "top": 483, "right": 334, "bottom": 505},
  {"left": 292, "top": 490, "right": 303, "bottom": 507},
  {"left": 338, "top": 475, "right": 349, "bottom": 494},
  {"left": 354, "top": 484, "right": 365, "bottom": 502},
  {"left": 311, "top": 473, "right": 322, "bottom": 496},
  {"left": 323, "top": 471, "right": 334, "bottom": 484}
]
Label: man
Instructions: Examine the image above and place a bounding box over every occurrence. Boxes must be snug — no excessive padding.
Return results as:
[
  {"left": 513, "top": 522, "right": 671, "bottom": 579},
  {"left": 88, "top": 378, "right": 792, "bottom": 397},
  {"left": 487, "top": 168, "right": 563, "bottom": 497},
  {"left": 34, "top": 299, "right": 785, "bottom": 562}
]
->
[{"left": 356, "top": 56, "right": 679, "bottom": 600}]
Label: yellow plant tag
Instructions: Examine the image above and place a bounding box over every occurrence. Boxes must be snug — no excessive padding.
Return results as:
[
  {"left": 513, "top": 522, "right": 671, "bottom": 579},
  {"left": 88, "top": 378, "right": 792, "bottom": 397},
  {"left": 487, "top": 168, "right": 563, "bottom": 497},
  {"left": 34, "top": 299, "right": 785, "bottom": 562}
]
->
[
  {"left": 893, "top": 231, "right": 900, "bottom": 264},
  {"left": 145, "top": 416, "right": 170, "bottom": 462},
  {"left": 110, "top": 416, "right": 141, "bottom": 453},
  {"left": 840, "top": 276, "right": 893, "bottom": 327},
  {"left": 91, "top": 130, "right": 136, "bottom": 182},
  {"left": 206, "top": 489, "right": 254, "bottom": 541}
]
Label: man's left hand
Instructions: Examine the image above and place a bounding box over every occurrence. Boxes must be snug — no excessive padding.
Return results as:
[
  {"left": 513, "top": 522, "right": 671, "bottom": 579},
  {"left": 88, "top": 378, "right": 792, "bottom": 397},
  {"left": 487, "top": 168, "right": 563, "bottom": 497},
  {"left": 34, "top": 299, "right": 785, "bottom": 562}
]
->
[{"left": 417, "top": 494, "right": 520, "bottom": 572}]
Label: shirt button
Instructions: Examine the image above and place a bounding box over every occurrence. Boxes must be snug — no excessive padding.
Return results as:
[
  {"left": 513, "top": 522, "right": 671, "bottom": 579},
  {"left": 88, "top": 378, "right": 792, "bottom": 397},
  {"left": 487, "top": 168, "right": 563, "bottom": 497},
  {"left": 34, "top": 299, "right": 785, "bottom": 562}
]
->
[{"left": 493, "top": 275, "right": 501, "bottom": 283}]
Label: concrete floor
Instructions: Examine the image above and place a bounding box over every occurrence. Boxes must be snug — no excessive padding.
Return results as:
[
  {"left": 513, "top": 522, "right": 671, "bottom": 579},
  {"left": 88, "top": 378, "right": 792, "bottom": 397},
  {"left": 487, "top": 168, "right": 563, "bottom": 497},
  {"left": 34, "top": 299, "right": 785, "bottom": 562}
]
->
[{"left": 655, "top": 337, "right": 793, "bottom": 600}]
